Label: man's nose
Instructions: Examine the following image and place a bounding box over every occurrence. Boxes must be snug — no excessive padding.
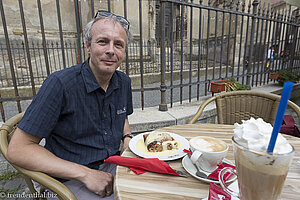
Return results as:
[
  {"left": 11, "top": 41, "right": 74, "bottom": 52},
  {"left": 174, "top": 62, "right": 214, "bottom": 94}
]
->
[{"left": 105, "top": 42, "right": 115, "bottom": 56}]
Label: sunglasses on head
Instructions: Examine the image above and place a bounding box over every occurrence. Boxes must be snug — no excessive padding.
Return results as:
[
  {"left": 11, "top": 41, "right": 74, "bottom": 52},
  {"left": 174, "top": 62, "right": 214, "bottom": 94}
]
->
[{"left": 94, "top": 10, "right": 130, "bottom": 30}]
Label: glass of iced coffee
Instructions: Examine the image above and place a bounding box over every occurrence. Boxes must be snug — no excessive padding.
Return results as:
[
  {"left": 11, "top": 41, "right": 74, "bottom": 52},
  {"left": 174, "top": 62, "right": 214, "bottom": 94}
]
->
[{"left": 219, "top": 118, "right": 294, "bottom": 200}]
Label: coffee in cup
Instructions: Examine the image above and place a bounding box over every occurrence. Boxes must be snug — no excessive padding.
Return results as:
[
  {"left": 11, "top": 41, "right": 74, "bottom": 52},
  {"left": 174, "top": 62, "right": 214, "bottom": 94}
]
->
[{"left": 189, "top": 136, "right": 228, "bottom": 172}]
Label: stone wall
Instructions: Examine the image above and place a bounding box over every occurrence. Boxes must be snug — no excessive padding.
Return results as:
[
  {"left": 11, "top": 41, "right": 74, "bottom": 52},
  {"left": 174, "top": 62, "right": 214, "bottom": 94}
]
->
[{"left": 0, "top": 0, "right": 154, "bottom": 41}]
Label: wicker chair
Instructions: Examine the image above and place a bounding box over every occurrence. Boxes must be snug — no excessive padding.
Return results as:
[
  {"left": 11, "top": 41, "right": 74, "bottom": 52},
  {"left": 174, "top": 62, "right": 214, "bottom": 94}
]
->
[
  {"left": 0, "top": 112, "right": 77, "bottom": 200},
  {"left": 188, "top": 90, "right": 300, "bottom": 125}
]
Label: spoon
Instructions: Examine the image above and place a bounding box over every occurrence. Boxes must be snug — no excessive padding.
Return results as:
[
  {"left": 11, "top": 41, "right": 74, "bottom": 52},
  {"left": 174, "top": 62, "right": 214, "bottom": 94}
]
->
[
  {"left": 195, "top": 167, "right": 216, "bottom": 181},
  {"left": 184, "top": 149, "right": 217, "bottom": 181}
]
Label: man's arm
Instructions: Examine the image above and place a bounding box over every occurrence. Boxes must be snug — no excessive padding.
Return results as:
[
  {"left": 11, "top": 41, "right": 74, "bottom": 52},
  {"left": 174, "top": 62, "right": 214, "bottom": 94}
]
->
[
  {"left": 121, "top": 116, "right": 131, "bottom": 153},
  {"left": 7, "top": 128, "right": 113, "bottom": 197}
]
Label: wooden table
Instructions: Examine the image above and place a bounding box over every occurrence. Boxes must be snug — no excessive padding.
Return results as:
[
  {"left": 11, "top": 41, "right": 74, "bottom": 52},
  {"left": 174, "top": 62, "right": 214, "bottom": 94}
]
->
[{"left": 114, "top": 124, "right": 300, "bottom": 200}]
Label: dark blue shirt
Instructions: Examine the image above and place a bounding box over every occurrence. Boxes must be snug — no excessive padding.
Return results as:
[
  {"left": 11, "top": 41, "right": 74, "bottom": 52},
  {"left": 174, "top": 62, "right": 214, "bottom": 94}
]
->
[{"left": 18, "top": 60, "right": 133, "bottom": 166}]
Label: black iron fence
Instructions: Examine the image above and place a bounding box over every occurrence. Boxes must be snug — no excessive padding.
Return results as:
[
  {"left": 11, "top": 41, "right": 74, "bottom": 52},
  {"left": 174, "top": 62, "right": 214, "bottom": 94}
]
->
[
  {"left": 158, "top": 0, "right": 300, "bottom": 109},
  {"left": 0, "top": 0, "right": 300, "bottom": 121},
  {"left": 0, "top": 38, "right": 208, "bottom": 86}
]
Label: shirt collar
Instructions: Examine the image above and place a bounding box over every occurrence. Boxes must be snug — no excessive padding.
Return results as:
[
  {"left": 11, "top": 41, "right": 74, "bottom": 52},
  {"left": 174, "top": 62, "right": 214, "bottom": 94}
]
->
[{"left": 81, "top": 60, "right": 120, "bottom": 93}]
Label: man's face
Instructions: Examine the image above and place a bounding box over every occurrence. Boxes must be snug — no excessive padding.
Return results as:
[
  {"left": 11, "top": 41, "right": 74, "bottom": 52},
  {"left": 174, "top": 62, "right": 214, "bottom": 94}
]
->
[{"left": 86, "top": 19, "right": 127, "bottom": 76}]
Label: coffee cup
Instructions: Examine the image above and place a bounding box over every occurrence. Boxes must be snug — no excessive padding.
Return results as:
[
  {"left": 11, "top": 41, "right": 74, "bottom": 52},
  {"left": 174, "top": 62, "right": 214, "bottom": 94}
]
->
[
  {"left": 219, "top": 136, "right": 294, "bottom": 200},
  {"left": 189, "top": 136, "right": 228, "bottom": 172}
]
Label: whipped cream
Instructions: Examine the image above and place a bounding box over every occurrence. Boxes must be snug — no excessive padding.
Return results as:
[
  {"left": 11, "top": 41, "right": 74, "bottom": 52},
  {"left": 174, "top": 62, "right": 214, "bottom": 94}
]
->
[{"left": 234, "top": 118, "right": 293, "bottom": 154}]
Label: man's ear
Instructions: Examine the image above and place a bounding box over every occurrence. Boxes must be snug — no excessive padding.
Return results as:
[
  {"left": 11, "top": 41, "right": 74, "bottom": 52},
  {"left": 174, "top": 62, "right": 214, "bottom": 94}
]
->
[{"left": 86, "top": 41, "right": 90, "bottom": 54}]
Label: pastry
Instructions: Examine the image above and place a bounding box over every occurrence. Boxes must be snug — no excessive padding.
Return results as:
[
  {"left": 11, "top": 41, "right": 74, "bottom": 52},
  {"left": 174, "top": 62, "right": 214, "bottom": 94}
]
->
[{"left": 143, "top": 132, "right": 178, "bottom": 152}]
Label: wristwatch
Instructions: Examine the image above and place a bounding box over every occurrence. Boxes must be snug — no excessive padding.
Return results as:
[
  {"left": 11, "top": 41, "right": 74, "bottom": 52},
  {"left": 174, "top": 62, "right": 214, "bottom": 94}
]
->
[{"left": 122, "top": 134, "right": 134, "bottom": 141}]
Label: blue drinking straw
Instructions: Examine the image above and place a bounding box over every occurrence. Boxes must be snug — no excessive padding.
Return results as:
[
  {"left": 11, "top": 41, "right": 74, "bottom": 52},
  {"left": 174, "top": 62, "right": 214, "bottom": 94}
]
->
[{"left": 267, "top": 82, "right": 294, "bottom": 153}]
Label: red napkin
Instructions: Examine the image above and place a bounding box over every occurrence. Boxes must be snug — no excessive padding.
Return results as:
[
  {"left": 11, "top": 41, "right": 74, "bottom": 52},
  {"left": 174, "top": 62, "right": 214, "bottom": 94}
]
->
[
  {"left": 104, "top": 156, "right": 179, "bottom": 176},
  {"left": 207, "top": 163, "right": 236, "bottom": 200},
  {"left": 208, "top": 162, "right": 236, "bottom": 181},
  {"left": 208, "top": 183, "right": 231, "bottom": 200}
]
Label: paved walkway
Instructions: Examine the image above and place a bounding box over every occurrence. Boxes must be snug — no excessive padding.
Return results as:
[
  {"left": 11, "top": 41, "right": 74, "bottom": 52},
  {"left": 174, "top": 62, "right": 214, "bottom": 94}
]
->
[{"left": 0, "top": 82, "right": 299, "bottom": 199}]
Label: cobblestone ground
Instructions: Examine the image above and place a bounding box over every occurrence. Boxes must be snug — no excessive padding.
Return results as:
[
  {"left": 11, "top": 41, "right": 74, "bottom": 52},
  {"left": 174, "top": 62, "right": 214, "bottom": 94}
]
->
[{"left": 0, "top": 175, "right": 28, "bottom": 200}]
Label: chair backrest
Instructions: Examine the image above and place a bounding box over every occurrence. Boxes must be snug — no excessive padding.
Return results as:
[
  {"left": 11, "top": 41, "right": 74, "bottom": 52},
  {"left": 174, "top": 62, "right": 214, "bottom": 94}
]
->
[
  {"left": 216, "top": 91, "right": 279, "bottom": 124},
  {"left": 0, "top": 112, "right": 77, "bottom": 200},
  {"left": 189, "top": 91, "right": 300, "bottom": 125}
]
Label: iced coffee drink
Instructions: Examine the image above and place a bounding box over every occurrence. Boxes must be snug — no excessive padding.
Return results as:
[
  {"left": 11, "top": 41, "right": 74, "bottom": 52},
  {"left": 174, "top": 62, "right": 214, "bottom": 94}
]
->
[{"left": 220, "top": 118, "right": 294, "bottom": 200}]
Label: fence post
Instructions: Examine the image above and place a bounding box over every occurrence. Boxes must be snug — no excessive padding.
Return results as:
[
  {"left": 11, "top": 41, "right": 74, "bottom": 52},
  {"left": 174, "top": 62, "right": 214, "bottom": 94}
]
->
[
  {"left": 290, "top": 9, "right": 299, "bottom": 69},
  {"left": 55, "top": 0, "right": 66, "bottom": 69},
  {"left": 18, "top": 0, "right": 36, "bottom": 96},
  {"left": 0, "top": 0, "right": 22, "bottom": 121},
  {"left": 159, "top": 0, "right": 168, "bottom": 111},
  {"left": 138, "top": 0, "right": 145, "bottom": 110},
  {"left": 74, "top": 0, "right": 82, "bottom": 64},
  {"left": 37, "top": 0, "right": 50, "bottom": 76},
  {"left": 246, "top": 0, "right": 259, "bottom": 87}
]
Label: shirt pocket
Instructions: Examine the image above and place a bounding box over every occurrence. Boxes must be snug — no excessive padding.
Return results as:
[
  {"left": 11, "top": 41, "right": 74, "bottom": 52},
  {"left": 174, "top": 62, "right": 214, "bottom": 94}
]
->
[{"left": 110, "top": 104, "right": 126, "bottom": 134}]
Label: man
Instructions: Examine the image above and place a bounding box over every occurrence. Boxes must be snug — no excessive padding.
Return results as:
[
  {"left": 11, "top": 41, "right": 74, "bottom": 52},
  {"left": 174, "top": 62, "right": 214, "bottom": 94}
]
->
[
  {"left": 7, "top": 11, "right": 133, "bottom": 200},
  {"left": 266, "top": 46, "right": 274, "bottom": 70}
]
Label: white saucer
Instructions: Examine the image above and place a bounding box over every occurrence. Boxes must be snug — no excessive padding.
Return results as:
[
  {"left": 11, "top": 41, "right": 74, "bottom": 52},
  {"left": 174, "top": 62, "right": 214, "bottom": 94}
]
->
[{"left": 182, "top": 155, "right": 237, "bottom": 184}]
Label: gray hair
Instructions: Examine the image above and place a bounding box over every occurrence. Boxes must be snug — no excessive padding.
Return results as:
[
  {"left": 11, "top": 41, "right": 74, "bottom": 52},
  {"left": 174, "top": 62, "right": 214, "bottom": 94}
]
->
[{"left": 85, "top": 15, "right": 132, "bottom": 46}]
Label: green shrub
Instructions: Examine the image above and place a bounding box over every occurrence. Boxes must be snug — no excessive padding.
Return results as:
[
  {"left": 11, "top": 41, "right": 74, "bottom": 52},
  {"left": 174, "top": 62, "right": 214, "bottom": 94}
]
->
[
  {"left": 225, "top": 78, "right": 249, "bottom": 91},
  {"left": 277, "top": 70, "right": 300, "bottom": 86}
]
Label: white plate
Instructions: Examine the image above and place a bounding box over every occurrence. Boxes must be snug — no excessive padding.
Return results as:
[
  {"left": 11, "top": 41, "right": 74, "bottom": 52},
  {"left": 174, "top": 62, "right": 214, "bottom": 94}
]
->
[
  {"left": 129, "top": 131, "right": 190, "bottom": 161},
  {"left": 182, "top": 155, "right": 237, "bottom": 184}
]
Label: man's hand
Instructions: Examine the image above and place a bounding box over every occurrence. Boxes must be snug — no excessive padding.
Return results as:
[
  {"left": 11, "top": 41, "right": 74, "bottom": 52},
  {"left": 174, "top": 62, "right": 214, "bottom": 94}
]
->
[{"left": 79, "top": 167, "right": 114, "bottom": 197}]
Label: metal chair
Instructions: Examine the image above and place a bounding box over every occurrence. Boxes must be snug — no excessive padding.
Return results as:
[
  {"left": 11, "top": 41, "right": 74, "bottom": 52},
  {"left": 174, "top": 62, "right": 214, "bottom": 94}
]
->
[
  {"left": 188, "top": 90, "right": 300, "bottom": 125},
  {"left": 0, "top": 112, "right": 77, "bottom": 200}
]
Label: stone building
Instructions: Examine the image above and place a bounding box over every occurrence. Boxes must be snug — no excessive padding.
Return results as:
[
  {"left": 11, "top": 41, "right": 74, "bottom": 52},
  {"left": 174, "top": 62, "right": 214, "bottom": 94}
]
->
[{"left": 0, "top": 0, "right": 280, "bottom": 41}]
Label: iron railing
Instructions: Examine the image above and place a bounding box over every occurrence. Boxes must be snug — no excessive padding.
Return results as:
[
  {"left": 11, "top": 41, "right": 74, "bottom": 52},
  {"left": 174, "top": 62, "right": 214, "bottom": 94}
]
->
[
  {"left": 0, "top": 39, "right": 208, "bottom": 87},
  {"left": 158, "top": 0, "right": 300, "bottom": 109}
]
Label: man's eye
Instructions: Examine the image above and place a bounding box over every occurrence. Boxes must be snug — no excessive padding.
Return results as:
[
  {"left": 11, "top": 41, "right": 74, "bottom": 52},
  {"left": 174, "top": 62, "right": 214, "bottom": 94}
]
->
[
  {"left": 115, "top": 43, "right": 124, "bottom": 48},
  {"left": 97, "top": 40, "right": 106, "bottom": 44}
]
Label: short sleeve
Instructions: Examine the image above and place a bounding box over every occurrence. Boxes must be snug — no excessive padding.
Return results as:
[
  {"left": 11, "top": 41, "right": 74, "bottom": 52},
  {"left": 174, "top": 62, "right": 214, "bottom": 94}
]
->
[{"left": 18, "top": 74, "right": 64, "bottom": 138}]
